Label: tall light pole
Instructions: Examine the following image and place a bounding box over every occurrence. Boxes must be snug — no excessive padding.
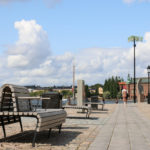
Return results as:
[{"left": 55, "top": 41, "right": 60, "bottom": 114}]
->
[
  {"left": 147, "top": 66, "right": 150, "bottom": 104},
  {"left": 128, "top": 35, "right": 143, "bottom": 103}
]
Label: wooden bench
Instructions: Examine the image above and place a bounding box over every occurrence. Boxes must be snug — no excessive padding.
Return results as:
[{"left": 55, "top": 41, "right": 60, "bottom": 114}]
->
[
  {"left": 84, "top": 102, "right": 104, "bottom": 110},
  {"left": 62, "top": 105, "right": 91, "bottom": 118},
  {"left": 0, "top": 84, "right": 67, "bottom": 147}
]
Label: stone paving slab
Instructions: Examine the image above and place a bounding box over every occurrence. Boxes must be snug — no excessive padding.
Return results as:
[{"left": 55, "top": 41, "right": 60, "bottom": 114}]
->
[{"left": 88, "top": 103, "right": 150, "bottom": 150}]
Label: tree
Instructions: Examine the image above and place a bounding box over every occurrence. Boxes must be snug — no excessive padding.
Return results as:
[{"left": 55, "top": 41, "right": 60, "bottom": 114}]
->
[
  {"left": 90, "top": 83, "right": 103, "bottom": 96},
  {"left": 60, "top": 90, "right": 72, "bottom": 98},
  {"left": 103, "top": 76, "right": 120, "bottom": 99},
  {"left": 103, "top": 91, "right": 111, "bottom": 99},
  {"left": 85, "top": 85, "right": 91, "bottom": 98},
  {"left": 30, "top": 90, "right": 44, "bottom": 96},
  {"left": 117, "top": 91, "right": 122, "bottom": 99}
]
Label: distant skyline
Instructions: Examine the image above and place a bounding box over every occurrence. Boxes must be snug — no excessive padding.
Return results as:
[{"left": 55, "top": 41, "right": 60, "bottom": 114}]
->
[{"left": 0, "top": 0, "right": 150, "bottom": 86}]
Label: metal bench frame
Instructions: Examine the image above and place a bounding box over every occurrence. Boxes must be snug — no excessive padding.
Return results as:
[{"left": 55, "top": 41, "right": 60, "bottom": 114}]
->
[
  {"left": 62, "top": 105, "right": 91, "bottom": 118},
  {"left": 0, "top": 84, "right": 66, "bottom": 147}
]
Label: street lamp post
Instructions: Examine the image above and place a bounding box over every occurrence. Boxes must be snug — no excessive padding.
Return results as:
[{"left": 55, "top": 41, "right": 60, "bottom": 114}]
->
[
  {"left": 147, "top": 66, "right": 150, "bottom": 104},
  {"left": 128, "top": 35, "right": 143, "bottom": 103},
  {"left": 133, "top": 37, "right": 136, "bottom": 103}
]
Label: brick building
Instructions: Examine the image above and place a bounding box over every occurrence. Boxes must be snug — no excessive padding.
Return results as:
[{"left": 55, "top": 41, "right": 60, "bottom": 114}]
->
[{"left": 119, "top": 77, "right": 149, "bottom": 101}]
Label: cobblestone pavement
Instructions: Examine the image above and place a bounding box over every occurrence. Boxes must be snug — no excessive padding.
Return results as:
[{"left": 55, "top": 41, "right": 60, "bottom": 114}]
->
[
  {"left": 0, "top": 104, "right": 116, "bottom": 150},
  {"left": 88, "top": 103, "right": 150, "bottom": 150}
]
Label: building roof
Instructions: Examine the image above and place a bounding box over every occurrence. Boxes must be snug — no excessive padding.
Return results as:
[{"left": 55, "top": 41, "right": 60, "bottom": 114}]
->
[
  {"left": 130, "top": 77, "right": 149, "bottom": 84},
  {"left": 118, "top": 82, "right": 126, "bottom": 85}
]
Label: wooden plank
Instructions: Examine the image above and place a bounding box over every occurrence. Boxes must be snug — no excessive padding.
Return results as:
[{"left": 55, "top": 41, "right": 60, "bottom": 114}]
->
[
  {"left": 8, "top": 112, "right": 14, "bottom": 115},
  {"left": 14, "top": 112, "right": 19, "bottom": 115},
  {"left": 12, "top": 93, "right": 29, "bottom": 98},
  {"left": 0, "top": 112, "right": 4, "bottom": 115},
  {"left": 32, "top": 112, "right": 38, "bottom": 116},
  {"left": 5, "top": 84, "right": 28, "bottom": 93},
  {"left": 3, "top": 112, "right": 9, "bottom": 115},
  {"left": 14, "top": 108, "right": 17, "bottom": 112},
  {"left": 18, "top": 112, "right": 24, "bottom": 115},
  {"left": 0, "top": 85, "right": 28, "bottom": 100},
  {"left": 84, "top": 102, "right": 104, "bottom": 105},
  {"left": 37, "top": 110, "right": 66, "bottom": 118},
  {"left": 38, "top": 117, "right": 66, "bottom": 126},
  {"left": 38, "top": 114, "right": 66, "bottom": 123},
  {"left": 37, "top": 120, "right": 65, "bottom": 131},
  {"left": 18, "top": 97, "right": 50, "bottom": 100},
  {"left": 63, "top": 106, "right": 89, "bottom": 109},
  {"left": 0, "top": 88, "right": 3, "bottom": 97}
]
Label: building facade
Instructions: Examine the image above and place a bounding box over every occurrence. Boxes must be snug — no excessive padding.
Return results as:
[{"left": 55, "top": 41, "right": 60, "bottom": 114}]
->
[{"left": 119, "top": 77, "right": 149, "bottom": 101}]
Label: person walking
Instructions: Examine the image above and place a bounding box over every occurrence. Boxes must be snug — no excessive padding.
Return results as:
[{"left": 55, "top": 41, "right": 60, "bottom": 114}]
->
[{"left": 122, "top": 88, "right": 128, "bottom": 107}]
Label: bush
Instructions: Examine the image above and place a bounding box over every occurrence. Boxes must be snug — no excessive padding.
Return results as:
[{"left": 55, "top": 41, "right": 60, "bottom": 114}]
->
[
  {"left": 103, "top": 91, "right": 111, "bottom": 99},
  {"left": 30, "top": 91, "right": 44, "bottom": 96},
  {"left": 60, "top": 90, "right": 72, "bottom": 99},
  {"left": 117, "top": 91, "right": 122, "bottom": 99}
]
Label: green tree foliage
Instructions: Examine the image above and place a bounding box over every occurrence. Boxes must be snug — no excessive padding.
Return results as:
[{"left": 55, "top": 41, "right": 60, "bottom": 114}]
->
[
  {"left": 90, "top": 83, "right": 103, "bottom": 96},
  {"left": 85, "top": 85, "right": 91, "bottom": 98},
  {"left": 30, "top": 90, "right": 45, "bottom": 96},
  {"left": 103, "top": 76, "right": 120, "bottom": 99},
  {"left": 60, "top": 90, "right": 72, "bottom": 98},
  {"left": 117, "top": 91, "right": 122, "bottom": 99},
  {"left": 103, "top": 91, "right": 111, "bottom": 99}
]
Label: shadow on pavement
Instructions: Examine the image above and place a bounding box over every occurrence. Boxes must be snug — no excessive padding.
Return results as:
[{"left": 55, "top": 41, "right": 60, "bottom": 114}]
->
[
  {"left": 66, "top": 116, "right": 99, "bottom": 120},
  {"left": 0, "top": 130, "right": 82, "bottom": 146}
]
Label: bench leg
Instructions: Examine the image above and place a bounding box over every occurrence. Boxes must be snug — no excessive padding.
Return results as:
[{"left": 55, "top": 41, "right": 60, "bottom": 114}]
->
[
  {"left": 19, "top": 117, "right": 23, "bottom": 133},
  {"left": 32, "top": 130, "right": 37, "bottom": 147},
  {"left": 59, "top": 124, "right": 62, "bottom": 134},
  {"left": 48, "top": 128, "right": 51, "bottom": 138},
  {"left": 102, "top": 104, "right": 104, "bottom": 111},
  {"left": 87, "top": 109, "right": 91, "bottom": 118},
  {"left": 32, "top": 119, "right": 39, "bottom": 147},
  {"left": 86, "top": 110, "right": 88, "bottom": 118},
  {"left": 1, "top": 117, "right": 6, "bottom": 138}
]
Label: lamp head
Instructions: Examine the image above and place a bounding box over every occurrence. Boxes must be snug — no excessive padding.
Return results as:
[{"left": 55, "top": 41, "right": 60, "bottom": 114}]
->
[{"left": 128, "top": 36, "right": 143, "bottom": 42}]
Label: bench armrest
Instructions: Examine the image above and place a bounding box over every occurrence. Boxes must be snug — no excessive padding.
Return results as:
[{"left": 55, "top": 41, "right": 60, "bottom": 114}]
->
[{"left": 18, "top": 97, "right": 51, "bottom": 100}]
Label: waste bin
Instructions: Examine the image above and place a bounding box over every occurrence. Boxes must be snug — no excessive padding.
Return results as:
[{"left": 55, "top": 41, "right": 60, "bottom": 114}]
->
[
  {"left": 42, "top": 92, "right": 62, "bottom": 109},
  {"left": 91, "top": 96, "right": 98, "bottom": 109}
]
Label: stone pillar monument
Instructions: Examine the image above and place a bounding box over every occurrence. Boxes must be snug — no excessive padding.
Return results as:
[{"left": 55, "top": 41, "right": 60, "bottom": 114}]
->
[
  {"left": 77, "top": 80, "right": 85, "bottom": 106},
  {"left": 137, "top": 78, "right": 145, "bottom": 103}
]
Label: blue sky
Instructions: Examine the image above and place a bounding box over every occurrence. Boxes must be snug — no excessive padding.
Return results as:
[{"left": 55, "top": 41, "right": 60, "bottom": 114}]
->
[
  {"left": 0, "top": 0, "right": 149, "bottom": 54},
  {"left": 0, "top": 0, "right": 150, "bottom": 86}
]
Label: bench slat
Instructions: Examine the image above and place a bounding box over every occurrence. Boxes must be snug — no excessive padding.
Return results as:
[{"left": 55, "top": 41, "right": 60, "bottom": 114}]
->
[
  {"left": 37, "top": 120, "right": 65, "bottom": 132},
  {"left": 39, "top": 113, "right": 66, "bottom": 123}
]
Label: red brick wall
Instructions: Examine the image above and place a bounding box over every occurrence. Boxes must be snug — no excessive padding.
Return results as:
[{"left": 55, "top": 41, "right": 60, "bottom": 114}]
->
[{"left": 128, "top": 83, "right": 148, "bottom": 100}]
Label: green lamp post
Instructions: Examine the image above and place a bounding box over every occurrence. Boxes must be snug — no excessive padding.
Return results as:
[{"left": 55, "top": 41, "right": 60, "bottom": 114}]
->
[{"left": 128, "top": 36, "right": 143, "bottom": 103}]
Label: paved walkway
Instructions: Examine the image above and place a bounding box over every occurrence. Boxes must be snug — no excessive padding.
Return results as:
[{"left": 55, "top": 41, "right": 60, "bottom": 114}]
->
[{"left": 88, "top": 103, "right": 150, "bottom": 150}]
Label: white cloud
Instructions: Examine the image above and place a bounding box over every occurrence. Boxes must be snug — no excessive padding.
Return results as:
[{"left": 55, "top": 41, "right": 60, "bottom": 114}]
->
[
  {"left": 0, "top": 0, "right": 62, "bottom": 7},
  {"left": 123, "top": 0, "right": 136, "bottom": 3},
  {"left": 7, "top": 19, "right": 50, "bottom": 69},
  {"left": 43, "top": 0, "right": 62, "bottom": 8},
  {"left": 0, "top": 0, "right": 29, "bottom": 4},
  {"left": 0, "top": 20, "right": 150, "bottom": 86},
  {"left": 8, "top": 55, "right": 28, "bottom": 67},
  {"left": 123, "top": 0, "right": 150, "bottom": 3}
]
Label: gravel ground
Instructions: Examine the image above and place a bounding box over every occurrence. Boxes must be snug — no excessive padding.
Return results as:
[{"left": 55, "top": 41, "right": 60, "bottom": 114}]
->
[{"left": 0, "top": 104, "right": 116, "bottom": 150}]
